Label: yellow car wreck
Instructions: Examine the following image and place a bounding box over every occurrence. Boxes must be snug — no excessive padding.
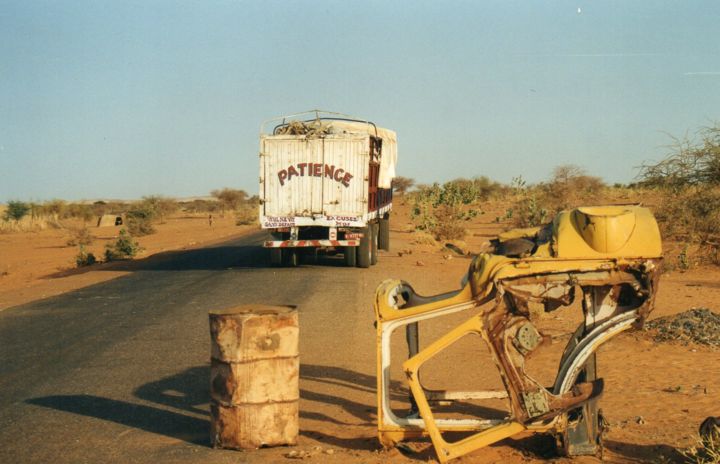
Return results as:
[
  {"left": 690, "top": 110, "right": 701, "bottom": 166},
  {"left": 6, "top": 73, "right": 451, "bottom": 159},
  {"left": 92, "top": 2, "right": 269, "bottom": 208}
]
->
[{"left": 374, "top": 206, "right": 662, "bottom": 462}]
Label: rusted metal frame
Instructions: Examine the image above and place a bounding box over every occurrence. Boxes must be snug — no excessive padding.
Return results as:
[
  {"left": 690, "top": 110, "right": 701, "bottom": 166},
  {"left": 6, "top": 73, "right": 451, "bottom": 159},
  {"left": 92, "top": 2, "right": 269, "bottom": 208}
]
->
[
  {"left": 402, "top": 314, "right": 528, "bottom": 463},
  {"left": 377, "top": 300, "right": 506, "bottom": 436},
  {"left": 484, "top": 268, "right": 653, "bottom": 423},
  {"left": 481, "top": 289, "right": 603, "bottom": 424},
  {"left": 401, "top": 294, "right": 644, "bottom": 463}
]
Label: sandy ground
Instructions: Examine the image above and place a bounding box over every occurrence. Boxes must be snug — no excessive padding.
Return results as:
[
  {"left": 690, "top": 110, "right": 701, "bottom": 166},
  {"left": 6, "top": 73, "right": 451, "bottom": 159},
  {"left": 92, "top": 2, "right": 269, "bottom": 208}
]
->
[
  {"left": 1, "top": 200, "right": 719, "bottom": 463},
  {"left": 0, "top": 213, "right": 255, "bottom": 310}
]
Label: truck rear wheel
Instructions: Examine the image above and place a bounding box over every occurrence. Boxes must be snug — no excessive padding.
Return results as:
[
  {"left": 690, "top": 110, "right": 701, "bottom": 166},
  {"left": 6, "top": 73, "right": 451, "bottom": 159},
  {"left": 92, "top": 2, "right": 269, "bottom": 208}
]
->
[
  {"left": 269, "top": 248, "right": 282, "bottom": 266},
  {"left": 371, "top": 222, "right": 379, "bottom": 265},
  {"left": 378, "top": 216, "right": 390, "bottom": 251},
  {"left": 343, "top": 246, "right": 356, "bottom": 267},
  {"left": 357, "top": 227, "right": 372, "bottom": 268}
]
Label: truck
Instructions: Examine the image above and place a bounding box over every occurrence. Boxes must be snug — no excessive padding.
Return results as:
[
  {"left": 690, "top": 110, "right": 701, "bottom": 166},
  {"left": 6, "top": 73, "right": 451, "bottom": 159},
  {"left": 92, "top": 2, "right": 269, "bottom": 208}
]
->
[{"left": 259, "top": 110, "right": 397, "bottom": 267}]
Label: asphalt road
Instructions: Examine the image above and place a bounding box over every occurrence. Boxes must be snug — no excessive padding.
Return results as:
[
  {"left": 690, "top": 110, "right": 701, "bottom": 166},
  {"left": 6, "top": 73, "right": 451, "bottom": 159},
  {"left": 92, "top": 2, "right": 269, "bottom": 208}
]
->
[{"left": 0, "top": 231, "right": 381, "bottom": 463}]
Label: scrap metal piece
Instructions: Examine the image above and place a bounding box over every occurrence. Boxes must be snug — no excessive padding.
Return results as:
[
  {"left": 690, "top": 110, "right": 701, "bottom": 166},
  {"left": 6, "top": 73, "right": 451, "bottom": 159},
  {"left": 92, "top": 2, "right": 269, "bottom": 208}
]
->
[
  {"left": 374, "top": 205, "right": 662, "bottom": 463},
  {"left": 514, "top": 322, "right": 542, "bottom": 355},
  {"left": 522, "top": 390, "right": 550, "bottom": 418}
]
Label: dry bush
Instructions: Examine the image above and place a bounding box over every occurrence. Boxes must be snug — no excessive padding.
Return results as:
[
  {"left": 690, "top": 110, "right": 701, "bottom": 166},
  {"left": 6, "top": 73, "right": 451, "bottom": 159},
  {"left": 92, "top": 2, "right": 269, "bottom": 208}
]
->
[
  {"left": 639, "top": 125, "right": 720, "bottom": 190},
  {"left": 409, "top": 180, "right": 484, "bottom": 240},
  {"left": 681, "top": 433, "right": 720, "bottom": 464},
  {"left": 235, "top": 204, "right": 258, "bottom": 226},
  {"left": 126, "top": 205, "right": 156, "bottom": 236},
  {"left": 432, "top": 205, "right": 468, "bottom": 240},
  {"left": 212, "top": 188, "right": 248, "bottom": 212},
  {"left": 63, "top": 203, "right": 94, "bottom": 222},
  {"left": 411, "top": 230, "right": 438, "bottom": 246},
  {"left": 180, "top": 199, "right": 221, "bottom": 214},
  {"left": 66, "top": 227, "right": 93, "bottom": 247},
  {"left": 139, "top": 196, "right": 178, "bottom": 223},
  {"left": 392, "top": 176, "right": 415, "bottom": 195},
  {"left": 509, "top": 165, "right": 605, "bottom": 228},
  {"left": 40, "top": 199, "right": 66, "bottom": 218},
  {"left": 0, "top": 204, "right": 55, "bottom": 233},
  {"left": 655, "top": 187, "right": 720, "bottom": 266},
  {"left": 639, "top": 125, "right": 720, "bottom": 267}
]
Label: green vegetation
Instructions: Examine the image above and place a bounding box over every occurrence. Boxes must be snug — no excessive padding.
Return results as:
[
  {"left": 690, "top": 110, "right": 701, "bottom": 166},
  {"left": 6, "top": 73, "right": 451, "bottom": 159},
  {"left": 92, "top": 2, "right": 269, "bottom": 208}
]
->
[
  {"left": 75, "top": 246, "right": 97, "bottom": 267},
  {"left": 139, "top": 195, "right": 178, "bottom": 223},
  {"left": 4, "top": 201, "right": 31, "bottom": 222},
  {"left": 126, "top": 204, "right": 156, "bottom": 236},
  {"left": 409, "top": 177, "right": 502, "bottom": 240},
  {"left": 509, "top": 166, "right": 605, "bottom": 228},
  {"left": 104, "top": 229, "right": 141, "bottom": 261}
]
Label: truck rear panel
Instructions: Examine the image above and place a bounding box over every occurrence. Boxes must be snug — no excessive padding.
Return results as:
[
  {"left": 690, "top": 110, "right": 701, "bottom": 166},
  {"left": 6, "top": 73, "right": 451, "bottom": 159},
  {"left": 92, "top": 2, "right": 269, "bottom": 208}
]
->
[{"left": 260, "top": 134, "right": 375, "bottom": 228}]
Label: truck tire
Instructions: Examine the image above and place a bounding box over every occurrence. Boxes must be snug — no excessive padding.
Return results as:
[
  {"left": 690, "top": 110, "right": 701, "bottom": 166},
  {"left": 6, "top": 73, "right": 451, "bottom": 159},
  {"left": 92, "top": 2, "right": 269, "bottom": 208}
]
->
[
  {"left": 270, "top": 248, "right": 282, "bottom": 266},
  {"left": 378, "top": 216, "right": 390, "bottom": 251},
  {"left": 357, "top": 227, "right": 372, "bottom": 268},
  {"left": 343, "top": 246, "right": 356, "bottom": 267},
  {"left": 371, "top": 222, "right": 379, "bottom": 265}
]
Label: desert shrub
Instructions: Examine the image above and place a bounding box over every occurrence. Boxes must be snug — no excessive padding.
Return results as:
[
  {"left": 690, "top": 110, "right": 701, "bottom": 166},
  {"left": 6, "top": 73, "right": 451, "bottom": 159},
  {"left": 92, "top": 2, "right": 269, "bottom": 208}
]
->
[
  {"left": 681, "top": 432, "right": 720, "bottom": 464},
  {"left": 75, "top": 246, "right": 97, "bottom": 267},
  {"left": 102, "top": 201, "right": 131, "bottom": 215},
  {"left": 473, "top": 176, "right": 506, "bottom": 199},
  {"left": 40, "top": 199, "right": 66, "bottom": 218},
  {"left": 510, "top": 195, "right": 550, "bottom": 228},
  {"left": 180, "top": 199, "right": 221, "bottom": 214},
  {"left": 639, "top": 125, "right": 720, "bottom": 190},
  {"left": 140, "top": 195, "right": 178, "bottom": 223},
  {"left": 104, "top": 229, "right": 141, "bottom": 261},
  {"left": 4, "top": 201, "right": 31, "bottom": 222},
  {"left": 640, "top": 125, "right": 720, "bottom": 266},
  {"left": 432, "top": 205, "right": 468, "bottom": 240},
  {"left": 66, "top": 227, "right": 94, "bottom": 247},
  {"left": 235, "top": 203, "right": 258, "bottom": 225},
  {"left": 508, "top": 165, "right": 605, "bottom": 228},
  {"left": 63, "top": 203, "right": 94, "bottom": 222},
  {"left": 212, "top": 188, "right": 248, "bottom": 212},
  {"left": 126, "top": 205, "right": 156, "bottom": 236},
  {"left": 410, "top": 180, "right": 484, "bottom": 240},
  {"left": 392, "top": 176, "right": 415, "bottom": 195}
]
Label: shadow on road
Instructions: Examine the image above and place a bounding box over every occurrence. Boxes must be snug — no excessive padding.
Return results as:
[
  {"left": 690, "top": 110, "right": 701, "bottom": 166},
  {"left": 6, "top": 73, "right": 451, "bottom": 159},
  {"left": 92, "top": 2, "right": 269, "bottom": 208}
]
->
[
  {"left": 25, "top": 363, "right": 563, "bottom": 459},
  {"left": 26, "top": 395, "right": 208, "bottom": 446},
  {"left": 43, "top": 240, "right": 351, "bottom": 280},
  {"left": 134, "top": 366, "right": 209, "bottom": 416}
]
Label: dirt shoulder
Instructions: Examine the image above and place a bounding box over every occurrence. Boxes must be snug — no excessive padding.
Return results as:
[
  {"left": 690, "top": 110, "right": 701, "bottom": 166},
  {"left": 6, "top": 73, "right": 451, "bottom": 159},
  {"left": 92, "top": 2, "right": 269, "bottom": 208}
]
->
[{"left": 0, "top": 214, "right": 256, "bottom": 311}]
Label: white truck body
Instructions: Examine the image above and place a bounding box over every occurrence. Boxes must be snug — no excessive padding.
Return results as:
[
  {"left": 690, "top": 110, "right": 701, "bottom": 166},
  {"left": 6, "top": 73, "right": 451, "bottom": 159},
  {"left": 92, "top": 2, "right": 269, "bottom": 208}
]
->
[
  {"left": 259, "top": 117, "right": 396, "bottom": 230},
  {"left": 258, "top": 111, "right": 396, "bottom": 267}
]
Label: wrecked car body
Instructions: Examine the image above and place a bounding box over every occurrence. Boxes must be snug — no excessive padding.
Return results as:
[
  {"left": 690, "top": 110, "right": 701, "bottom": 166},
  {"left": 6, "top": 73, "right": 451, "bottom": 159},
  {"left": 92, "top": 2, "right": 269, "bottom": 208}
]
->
[{"left": 374, "top": 206, "right": 662, "bottom": 462}]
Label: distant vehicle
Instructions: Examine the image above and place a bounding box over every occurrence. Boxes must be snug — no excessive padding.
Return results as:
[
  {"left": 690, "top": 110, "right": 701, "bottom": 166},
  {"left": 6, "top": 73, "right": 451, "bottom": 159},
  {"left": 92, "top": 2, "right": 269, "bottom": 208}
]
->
[{"left": 259, "top": 110, "right": 397, "bottom": 267}]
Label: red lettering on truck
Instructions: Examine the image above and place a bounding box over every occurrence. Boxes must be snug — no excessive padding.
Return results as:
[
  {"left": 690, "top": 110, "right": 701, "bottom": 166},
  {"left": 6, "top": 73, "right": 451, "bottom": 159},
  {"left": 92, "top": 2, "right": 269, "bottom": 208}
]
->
[{"left": 278, "top": 163, "right": 353, "bottom": 188}]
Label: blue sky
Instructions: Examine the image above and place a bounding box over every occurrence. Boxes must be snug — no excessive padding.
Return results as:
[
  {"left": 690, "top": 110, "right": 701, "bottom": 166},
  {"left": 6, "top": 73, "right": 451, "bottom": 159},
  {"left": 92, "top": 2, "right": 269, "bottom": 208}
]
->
[{"left": 1, "top": 0, "right": 719, "bottom": 201}]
